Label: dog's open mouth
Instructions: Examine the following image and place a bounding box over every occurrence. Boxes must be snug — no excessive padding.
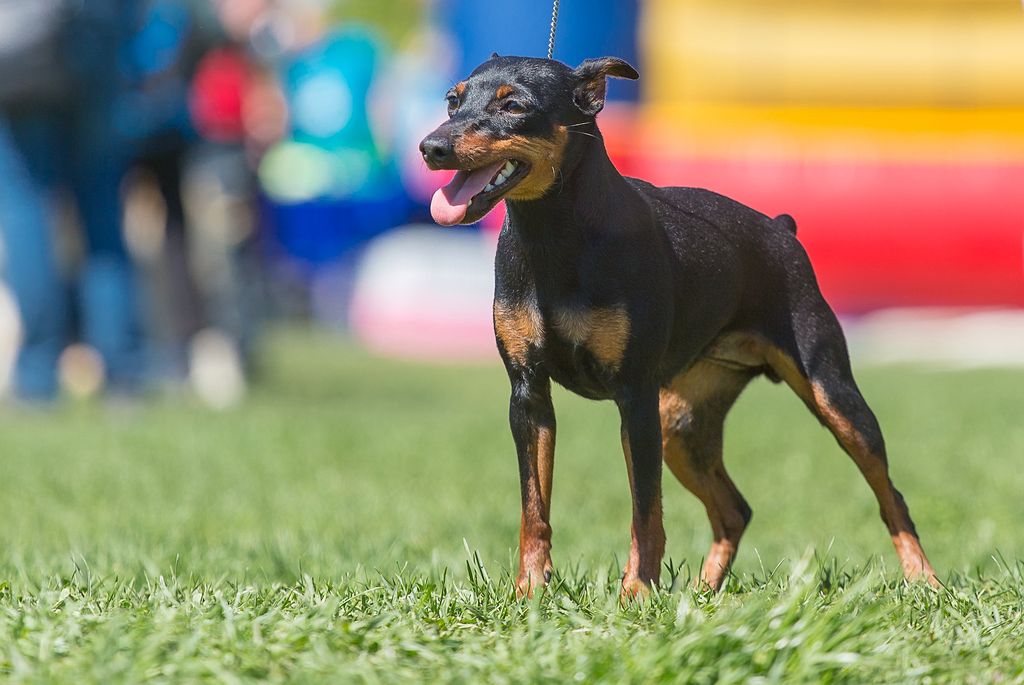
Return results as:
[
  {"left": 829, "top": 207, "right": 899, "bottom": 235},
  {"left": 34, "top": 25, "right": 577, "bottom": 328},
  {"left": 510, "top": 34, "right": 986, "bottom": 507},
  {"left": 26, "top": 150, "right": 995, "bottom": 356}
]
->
[{"left": 430, "top": 159, "right": 530, "bottom": 226}]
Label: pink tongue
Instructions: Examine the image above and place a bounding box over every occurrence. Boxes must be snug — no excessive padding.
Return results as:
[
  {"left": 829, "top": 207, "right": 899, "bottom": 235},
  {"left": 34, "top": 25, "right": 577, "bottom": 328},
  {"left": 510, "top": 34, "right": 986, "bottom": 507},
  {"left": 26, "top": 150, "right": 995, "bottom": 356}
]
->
[{"left": 430, "top": 160, "right": 506, "bottom": 226}]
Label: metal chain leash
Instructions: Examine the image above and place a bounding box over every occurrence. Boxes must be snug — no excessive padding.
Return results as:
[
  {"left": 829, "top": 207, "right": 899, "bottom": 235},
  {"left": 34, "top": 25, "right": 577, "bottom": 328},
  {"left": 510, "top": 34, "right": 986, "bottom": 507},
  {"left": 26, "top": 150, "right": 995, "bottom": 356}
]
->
[{"left": 547, "top": 0, "right": 560, "bottom": 59}]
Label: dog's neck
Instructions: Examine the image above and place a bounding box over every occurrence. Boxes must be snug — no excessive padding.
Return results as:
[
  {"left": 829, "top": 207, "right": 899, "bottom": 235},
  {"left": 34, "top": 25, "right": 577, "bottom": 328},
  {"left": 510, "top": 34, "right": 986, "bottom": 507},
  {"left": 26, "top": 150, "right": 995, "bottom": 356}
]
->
[
  {"left": 505, "top": 123, "right": 634, "bottom": 244},
  {"left": 503, "top": 123, "right": 641, "bottom": 298}
]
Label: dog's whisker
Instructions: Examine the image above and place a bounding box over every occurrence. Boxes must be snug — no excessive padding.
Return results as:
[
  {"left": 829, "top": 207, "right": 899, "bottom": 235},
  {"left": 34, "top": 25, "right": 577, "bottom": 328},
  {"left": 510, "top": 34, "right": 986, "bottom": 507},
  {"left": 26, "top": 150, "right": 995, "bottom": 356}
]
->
[
  {"left": 552, "top": 166, "right": 564, "bottom": 195},
  {"left": 567, "top": 130, "right": 599, "bottom": 139}
]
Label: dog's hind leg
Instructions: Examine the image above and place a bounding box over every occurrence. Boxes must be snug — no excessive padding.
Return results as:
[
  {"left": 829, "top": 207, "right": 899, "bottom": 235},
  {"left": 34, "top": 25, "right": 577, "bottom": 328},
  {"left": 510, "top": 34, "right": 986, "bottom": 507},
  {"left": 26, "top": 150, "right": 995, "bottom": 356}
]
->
[
  {"left": 764, "top": 302, "right": 938, "bottom": 586},
  {"left": 659, "top": 359, "right": 755, "bottom": 591}
]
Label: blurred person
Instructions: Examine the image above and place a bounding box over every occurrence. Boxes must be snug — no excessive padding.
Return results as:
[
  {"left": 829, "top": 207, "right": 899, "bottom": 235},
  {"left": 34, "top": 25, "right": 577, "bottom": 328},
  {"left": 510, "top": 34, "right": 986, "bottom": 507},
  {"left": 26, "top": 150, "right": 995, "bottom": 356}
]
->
[
  {"left": 118, "top": 0, "right": 206, "bottom": 383},
  {"left": 112, "top": 0, "right": 286, "bottom": 405},
  {"left": 0, "top": 120, "right": 66, "bottom": 401},
  {"left": 0, "top": 0, "right": 144, "bottom": 402},
  {"left": 186, "top": 0, "right": 290, "bottom": 384}
]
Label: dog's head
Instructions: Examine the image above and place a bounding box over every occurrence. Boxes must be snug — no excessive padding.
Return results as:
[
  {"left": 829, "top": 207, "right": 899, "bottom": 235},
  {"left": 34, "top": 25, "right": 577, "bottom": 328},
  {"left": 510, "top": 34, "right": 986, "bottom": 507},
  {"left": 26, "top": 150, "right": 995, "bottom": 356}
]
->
[{"left": 419, "top": 55, "right": 638, "bottom": 226}]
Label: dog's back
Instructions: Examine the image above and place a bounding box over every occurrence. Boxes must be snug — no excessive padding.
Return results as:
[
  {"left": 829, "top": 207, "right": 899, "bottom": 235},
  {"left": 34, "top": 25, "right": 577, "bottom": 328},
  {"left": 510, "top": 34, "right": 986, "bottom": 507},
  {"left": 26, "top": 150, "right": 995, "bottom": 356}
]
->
[{"left": 626, "top": 179, "right": 823, "bottom": 351}]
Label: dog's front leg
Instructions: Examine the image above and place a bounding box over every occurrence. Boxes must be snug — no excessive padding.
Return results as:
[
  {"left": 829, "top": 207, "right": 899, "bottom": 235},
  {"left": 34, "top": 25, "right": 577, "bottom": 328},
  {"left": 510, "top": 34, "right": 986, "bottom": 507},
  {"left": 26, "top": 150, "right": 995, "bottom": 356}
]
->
[
  {"left": 618, "top": 387, "right": 666, "bottom": 599},
  {"left": 508, "top": 370, "right": 556, "bottom": 598}
]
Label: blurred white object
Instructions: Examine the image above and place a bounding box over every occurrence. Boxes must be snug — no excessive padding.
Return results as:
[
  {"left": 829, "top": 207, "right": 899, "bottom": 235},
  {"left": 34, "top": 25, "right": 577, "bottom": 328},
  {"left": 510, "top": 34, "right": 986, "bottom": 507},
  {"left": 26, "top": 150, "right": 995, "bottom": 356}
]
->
[
  {"left": 847, "top": 308, "right": 1024, "bottom": 369},
  {"left": 189, "top": 328, "right": 247, "bottom": 410},
  {"left": 349, "top": 226, "right": 497, "bottom": 360},
  {"left": 0, "top": 280, "right": 21, "bottom": 396}
]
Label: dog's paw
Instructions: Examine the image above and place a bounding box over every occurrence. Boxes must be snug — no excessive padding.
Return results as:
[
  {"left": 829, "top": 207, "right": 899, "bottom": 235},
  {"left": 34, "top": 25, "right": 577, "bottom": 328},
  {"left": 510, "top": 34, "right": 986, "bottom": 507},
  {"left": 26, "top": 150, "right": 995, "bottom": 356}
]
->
[
  {"left": 515, "top": 567, "right": 552, "bottom": 599},
  {"left": 619, "top": 576, "right": 653, "bottom": 602}
]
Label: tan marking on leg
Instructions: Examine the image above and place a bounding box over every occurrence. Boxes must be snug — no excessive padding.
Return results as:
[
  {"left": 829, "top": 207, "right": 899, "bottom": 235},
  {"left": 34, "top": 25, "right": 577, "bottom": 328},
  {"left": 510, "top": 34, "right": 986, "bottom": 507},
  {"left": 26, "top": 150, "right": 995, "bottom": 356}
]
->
[
  {"left": 692, "top": 337, "right": 937, "bottom": 588},
  {"left": 516, "top": 424, "right": 555, "bottom": 598},
  {"left": 702, "top": 540, "right": 738, "bottom": 590},
  {"left": 811, "top": 381, "right": 874, "bottom": 454},
  {"left": 661, "top": 448, "right": 744, "bottom": 592},
  {"left": 553, "top": 306, "right": 630, "bottom": 371},
  {"left": 705, "top": 331, "right": 768, "bottom": 368},
  {"left": 765, "top": 344, "right": 937, "bottom": 587},
  {"left": 660, "top": 360, "right": 753, "bottom": 591},
  {"left": 662, "top": 357, "right": 740, "bottom": 408},
  {"left": 696, "top": 464, "right": 750, "bottom": 591},
  {"left": 494, "top": 300, "right": 543, "bottom": 366},
  {"left": 763, "top": 345, "right": 816, "bottom": 406},
  {"left": 622, "top": 505, "right": 665, "bottom": 600},
  {"left": 619, "top": 431, "right": 666, "bottom": 600},
  {"left": 810, "top": 381, "right": 938, "bottom": 585},
  {"left": 620, "top": 432, "right": 638, "bottom": 585}
]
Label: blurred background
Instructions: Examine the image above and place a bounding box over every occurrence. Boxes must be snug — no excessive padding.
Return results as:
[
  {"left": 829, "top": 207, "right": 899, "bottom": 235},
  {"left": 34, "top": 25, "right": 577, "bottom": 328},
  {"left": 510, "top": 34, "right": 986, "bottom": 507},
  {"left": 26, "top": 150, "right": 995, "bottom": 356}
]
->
[{"left": 0, "top": 0, "right": 1021, "bottom": 407}]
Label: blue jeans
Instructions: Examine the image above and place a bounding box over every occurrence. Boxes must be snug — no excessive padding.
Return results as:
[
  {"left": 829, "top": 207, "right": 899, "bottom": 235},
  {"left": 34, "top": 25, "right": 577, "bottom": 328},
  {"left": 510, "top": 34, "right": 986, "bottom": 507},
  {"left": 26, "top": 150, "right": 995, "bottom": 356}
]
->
[
  {"left": 0, "top": 120, "right": 65, "bottom": 400},
  {"left": 0, "top": 108, "right": 144, "bottom": 400}
]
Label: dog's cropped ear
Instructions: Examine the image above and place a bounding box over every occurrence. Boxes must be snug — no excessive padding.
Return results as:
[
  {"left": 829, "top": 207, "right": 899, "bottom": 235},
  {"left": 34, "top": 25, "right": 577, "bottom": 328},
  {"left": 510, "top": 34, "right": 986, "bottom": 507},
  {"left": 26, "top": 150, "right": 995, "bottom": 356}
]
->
[
  {"left": 491, "top": 51, "right": 501, "bottom": 59},
  {"left": 572, "top": 57, "right": 639, "bottom": 116}
]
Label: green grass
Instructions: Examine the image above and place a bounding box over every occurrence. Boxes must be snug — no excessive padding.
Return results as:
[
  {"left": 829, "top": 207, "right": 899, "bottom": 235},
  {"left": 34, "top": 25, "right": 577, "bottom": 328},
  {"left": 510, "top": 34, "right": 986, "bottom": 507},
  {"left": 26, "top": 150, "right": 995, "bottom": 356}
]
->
[{"left": 1, "top": 328, "right": 1022, "bottom": 683}]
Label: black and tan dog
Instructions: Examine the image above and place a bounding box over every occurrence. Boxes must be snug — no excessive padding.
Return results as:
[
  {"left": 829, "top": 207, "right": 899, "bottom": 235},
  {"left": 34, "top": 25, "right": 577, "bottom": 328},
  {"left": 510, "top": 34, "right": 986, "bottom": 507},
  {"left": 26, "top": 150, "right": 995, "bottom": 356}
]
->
[{"left": 420, "top": 55, "right": 938, "bottom": 598}]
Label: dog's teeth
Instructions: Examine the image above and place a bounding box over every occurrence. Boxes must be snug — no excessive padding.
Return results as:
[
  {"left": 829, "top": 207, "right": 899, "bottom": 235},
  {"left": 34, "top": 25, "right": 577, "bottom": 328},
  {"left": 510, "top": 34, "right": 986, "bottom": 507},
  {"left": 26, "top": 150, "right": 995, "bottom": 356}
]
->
[
  {"left": 496, "top": 171, "right": 509, "bottom": 183},
  {"left": 484, "top": 183, "right": 495, "bottom": 191},
  {"left": 502, "top": 161, "right": 515, "bottom": 174}
]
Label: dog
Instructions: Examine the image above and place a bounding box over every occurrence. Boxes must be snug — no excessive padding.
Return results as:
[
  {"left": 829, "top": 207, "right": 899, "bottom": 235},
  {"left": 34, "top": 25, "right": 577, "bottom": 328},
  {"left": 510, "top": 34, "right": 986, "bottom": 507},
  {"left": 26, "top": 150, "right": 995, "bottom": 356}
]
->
[{"left": 419, "top": 55, "right": 938, "bottom": 598}]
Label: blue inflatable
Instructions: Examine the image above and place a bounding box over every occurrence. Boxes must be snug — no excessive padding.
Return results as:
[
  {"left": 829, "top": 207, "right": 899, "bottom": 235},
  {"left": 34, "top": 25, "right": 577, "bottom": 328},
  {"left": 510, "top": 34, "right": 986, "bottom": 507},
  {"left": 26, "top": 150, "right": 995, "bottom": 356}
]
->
[{"left": 436, "top": 0, "right": 639, "bottom": 103}]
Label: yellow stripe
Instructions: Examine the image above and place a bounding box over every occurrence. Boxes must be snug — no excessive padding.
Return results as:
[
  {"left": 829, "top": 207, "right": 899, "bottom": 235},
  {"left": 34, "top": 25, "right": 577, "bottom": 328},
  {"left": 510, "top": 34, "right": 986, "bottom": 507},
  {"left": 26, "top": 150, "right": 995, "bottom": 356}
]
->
[
  {"left": 634, "top": 104, "right": 1024, "bottom": 163},
  {"left": 642, "top": 0, "right": 1024, "bottom": 108}
]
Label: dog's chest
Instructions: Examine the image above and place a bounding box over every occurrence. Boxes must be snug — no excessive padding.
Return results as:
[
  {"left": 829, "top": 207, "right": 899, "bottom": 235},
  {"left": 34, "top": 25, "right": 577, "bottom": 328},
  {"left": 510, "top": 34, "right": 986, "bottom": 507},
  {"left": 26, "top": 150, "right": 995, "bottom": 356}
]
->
[
  {"left": 494, "top": 298, "right": 631, "bottom": 396},
  {"left": 548, "top": 306, "right": 630, "bottom": 369}
]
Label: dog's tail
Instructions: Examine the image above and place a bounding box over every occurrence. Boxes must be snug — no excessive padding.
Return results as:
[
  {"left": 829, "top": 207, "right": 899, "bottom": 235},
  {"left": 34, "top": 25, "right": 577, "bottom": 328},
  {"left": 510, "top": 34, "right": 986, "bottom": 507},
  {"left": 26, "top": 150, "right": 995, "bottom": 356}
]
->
[{"left": 774, "top": 213, "right": 797, "bottom": 235}]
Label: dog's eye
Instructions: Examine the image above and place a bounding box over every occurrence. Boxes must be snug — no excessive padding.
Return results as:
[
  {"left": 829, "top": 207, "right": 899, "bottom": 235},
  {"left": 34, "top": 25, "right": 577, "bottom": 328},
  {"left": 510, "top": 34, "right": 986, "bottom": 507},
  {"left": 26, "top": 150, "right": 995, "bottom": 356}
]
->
[
  {"left": 502, "top": 100, "right": 527, "bottom": 114},
  {"left": 446, "top": 94, "right": 460, "bottom": 115}
]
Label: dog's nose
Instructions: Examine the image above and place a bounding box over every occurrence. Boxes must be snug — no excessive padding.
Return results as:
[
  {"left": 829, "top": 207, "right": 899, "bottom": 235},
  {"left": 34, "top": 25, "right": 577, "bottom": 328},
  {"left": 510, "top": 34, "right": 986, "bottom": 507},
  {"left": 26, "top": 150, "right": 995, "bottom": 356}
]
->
[{"left": 419, "top": 135, "right": 454, "bottom": 167}]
